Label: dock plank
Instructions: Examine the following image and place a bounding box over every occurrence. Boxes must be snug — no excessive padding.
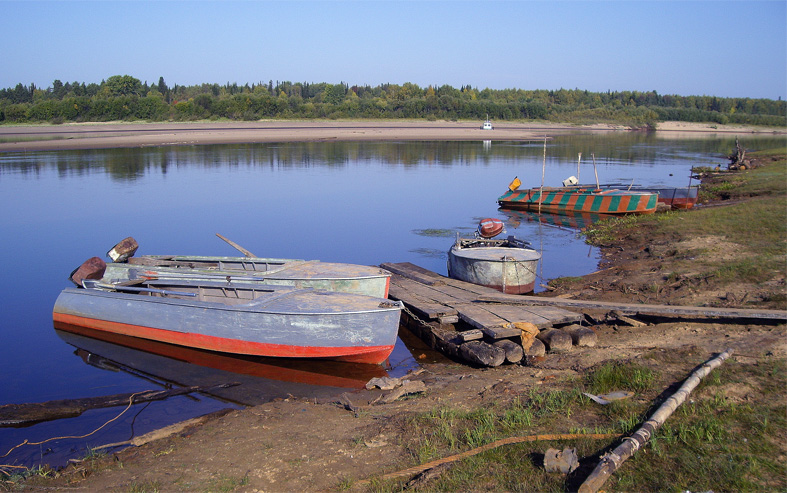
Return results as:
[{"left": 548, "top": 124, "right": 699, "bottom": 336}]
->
[{"left": 383, "top": 263, "right": 582, "bottom": 342}]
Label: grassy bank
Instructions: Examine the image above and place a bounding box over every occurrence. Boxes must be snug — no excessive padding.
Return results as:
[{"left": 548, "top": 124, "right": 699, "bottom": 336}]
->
[
  {"left": 581, "top": 150, "right": 787, "bottom": 308},
  {"left": 362, "top": 354, "right": 785, "bottom": 492}
]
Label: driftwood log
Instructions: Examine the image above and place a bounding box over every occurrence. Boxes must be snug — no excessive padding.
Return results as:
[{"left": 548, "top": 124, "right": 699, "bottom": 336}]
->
[
  {"left": 493, "top": 339, "right": 524, "bottom": 364},
  {"left": 460, "top": 341, "right": 506, "bottom": 367},
  {"left": 0, "top": 384, "right": 237, "bottom": 427},
  {"left": 564, "top": 324, "right": 598, "bottom": 347},
  {"left": 536, "top": 328, "right": 572, "bottom": 352},
  {"left": 578, "top": 349, "right": 733, "bottom": 493}
]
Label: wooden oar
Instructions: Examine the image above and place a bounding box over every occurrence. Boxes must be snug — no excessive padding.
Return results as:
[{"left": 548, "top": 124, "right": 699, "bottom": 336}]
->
[
  {"left": 216, "top": 233, "right": 257, "bottom": 258},
  {"left": 82, "top": 279, "right": 197, "bottom": 297}
]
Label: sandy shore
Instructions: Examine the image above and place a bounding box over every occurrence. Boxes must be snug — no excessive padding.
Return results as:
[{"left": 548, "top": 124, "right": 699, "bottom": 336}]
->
[{"left": 0, "top": 120, "right": 782, "bottom": 152}]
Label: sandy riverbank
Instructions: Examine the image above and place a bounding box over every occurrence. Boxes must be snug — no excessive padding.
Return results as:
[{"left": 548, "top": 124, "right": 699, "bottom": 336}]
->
[{"left": 0, "top": 120, "right": 783, "bottom": 152}]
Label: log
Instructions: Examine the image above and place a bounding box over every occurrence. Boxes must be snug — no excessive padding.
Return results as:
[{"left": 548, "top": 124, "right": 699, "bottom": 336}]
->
[
  {"left": 493, "top": 339, "right": 524, "bottom": 364},
  {"left": 474, "top": 294, "right": 787, "bottom": 322},
  {"left": 578, "top": 349, "right": 733, "bottom": 493},
  {"left": 458, "top": 329, "right": 484, "bottom": 342},
  {"left": 536, "top": 329, "right": 572, "bottom": 353},
  {"left": 0, "top": 384, "right": 237, "bottom": 427},
  {"left": 523, "top": 338, "right": 546, "bottom": 366},
  {"left": 564, "top": 325, "right": 597, "bottom": 347},
  {"left": 525, "top": 338, "right": 546, "bottom": 357},
  {"left": 460, "top": 341, "right": 506, "bottom": 367}
]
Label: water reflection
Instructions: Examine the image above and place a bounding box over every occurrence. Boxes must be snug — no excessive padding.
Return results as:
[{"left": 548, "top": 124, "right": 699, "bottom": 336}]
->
[
  {"left": 500, "top": 209, "right": 614, "bottom": 231},
  {"left": 54, "top": 325, "right": 391, "bottom": 406},
  {"left": 1, "top": 135, "right": 780, "bottom": 180}
]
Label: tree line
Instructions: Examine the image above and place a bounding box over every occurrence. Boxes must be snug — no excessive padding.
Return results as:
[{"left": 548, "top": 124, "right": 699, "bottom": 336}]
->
[{"left": 1, "top": 75, "right": 784, "bottom": 128}]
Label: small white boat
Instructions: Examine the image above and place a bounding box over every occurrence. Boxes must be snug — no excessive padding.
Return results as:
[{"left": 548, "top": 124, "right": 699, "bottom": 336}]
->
[
  {"left": 447, "top": 235, "right": 541, "bottom": 294},
  {"left": 481, "top": 115, "right": 493, "bottom": 130}
]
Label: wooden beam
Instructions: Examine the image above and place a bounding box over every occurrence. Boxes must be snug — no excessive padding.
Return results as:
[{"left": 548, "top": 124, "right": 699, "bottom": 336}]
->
[{"left": 475, "top": 295, "right": 787, "bottom": 321}]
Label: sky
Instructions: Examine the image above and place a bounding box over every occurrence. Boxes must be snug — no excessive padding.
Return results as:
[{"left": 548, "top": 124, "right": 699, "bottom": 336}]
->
[{"left": 1, "top": 0, "right": 785, "bottom": 100}]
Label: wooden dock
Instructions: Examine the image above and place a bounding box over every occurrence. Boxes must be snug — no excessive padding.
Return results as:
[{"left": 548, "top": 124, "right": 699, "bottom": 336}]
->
[
  {"left": 381, "top": 262, "right": 787, "bottom": 367},
  {"left": 381, "top": 262, "right": 584, "bottom": 367}
]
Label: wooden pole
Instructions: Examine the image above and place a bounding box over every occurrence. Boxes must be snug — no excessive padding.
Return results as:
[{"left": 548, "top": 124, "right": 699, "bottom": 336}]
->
[
  {"left": 578, "top": 349, "right": 733, "bottom": 493},
  {"left": 216, "top": 233, "right": 257, "bottom": 258},
  {"left": 591, "top": 153, "right": 600, "bottom": 189},
  {"left": 539, "top": 136, "right": 546, "bottom": 214},
  {"left": 577, "top": 152, "right": 582, "bottom": 181}
]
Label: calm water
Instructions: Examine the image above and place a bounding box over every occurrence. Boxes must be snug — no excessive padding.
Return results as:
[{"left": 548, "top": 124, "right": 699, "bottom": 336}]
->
[{"left": 0, "top": 132, "right": 779, "bottom": 467}]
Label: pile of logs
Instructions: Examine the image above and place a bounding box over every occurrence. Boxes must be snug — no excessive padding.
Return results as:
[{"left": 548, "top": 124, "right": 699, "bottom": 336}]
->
[{"left": 399, "top": 311, "right": 599, "bottom": 368}]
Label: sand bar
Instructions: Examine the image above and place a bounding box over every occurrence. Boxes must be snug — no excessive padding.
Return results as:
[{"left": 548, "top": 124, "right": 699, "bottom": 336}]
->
[{"left": 0, "top": 120, "right": 782, "bottom": 152}]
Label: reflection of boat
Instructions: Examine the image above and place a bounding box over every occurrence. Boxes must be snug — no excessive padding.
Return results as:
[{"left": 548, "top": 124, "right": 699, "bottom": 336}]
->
[
  {"left": 54, "top": 325, "right": 388, "bottom": 406},
  {"left": 447, "top": 236, "right": 541, "bottom": 294},
  {"left": 498, "top": 183, "right": 658, "bottom": 215},
  {"left": 634, "top": 186, "right": 699, "bottom": 209},
  {"left": 102, "top": 255, "right": 392, "bottom": 298},
  {"left": 53, "top": 279, "right": 403, "bottom": 364},
  {"left": 500, "top": 208, "right": 612, "bottom": 230}
]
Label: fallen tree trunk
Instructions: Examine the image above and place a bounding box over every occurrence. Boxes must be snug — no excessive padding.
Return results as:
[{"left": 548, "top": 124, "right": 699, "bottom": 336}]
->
[
  {"left": 578, "top": 349, "right": 733, "bottom": 493},
  {"left": 0, "top": 384, "right": 237, "bottom": 427}
]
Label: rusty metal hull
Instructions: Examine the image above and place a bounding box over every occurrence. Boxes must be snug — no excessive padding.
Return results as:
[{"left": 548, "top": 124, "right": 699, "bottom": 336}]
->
[
  {"left": 447, "top": 238, "right": 541, "bottom": 294},
  {"left": 53, "top": 280, "right": 402, "bottom": 364}
]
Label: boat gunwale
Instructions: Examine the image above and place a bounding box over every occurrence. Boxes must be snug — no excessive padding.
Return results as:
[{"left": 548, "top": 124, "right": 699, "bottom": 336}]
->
[{"left": 56, "top": 286, "right": 403, "bottom": 317}]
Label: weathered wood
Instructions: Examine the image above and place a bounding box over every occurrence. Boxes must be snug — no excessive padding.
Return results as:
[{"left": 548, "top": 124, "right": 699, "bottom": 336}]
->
[
  {"left": 0, "top": 384, "right": 237, "bottom": 427},
  {"left": 216, "top": 233, "right": 256, "bottom": 258},
  {"left": 564, "top": 324, "right": 598, "bottom": 347},
  {"left": 579, "top": 349, "right": 733, "bottom": 493},
  {"left": 457, "top": 329, "right": 484, "bottom": 342},
  {"left": 381, "top": 262, "right": 445, "bottom": 286},
  {"left": 481, "top": 324, "right": 523, "bottom": 340},
  {"left": 460, "top": 341, "right": 506, "bottom": 367},
  {"left": 525, "top": 337, "right": 546, "bottom": 357},
  {"left": 475, "top": 294, "right": 787, "bottom": 322},
  {"left": 454, "top": 303, "right": 510, "bottom": 333},
  {"left": 481, "top": 303, "right": 553, "bottom": 327},
  {"left": 494, "top": 339, "right": 524, "bottom": 363},
  {"left": 537, "top": 328, "right": 573, "bottom": 353}
]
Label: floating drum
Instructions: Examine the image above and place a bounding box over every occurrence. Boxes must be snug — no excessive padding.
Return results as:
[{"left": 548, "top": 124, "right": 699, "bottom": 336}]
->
[{"left": 477, "top": 218, "right": 504, "bottom": 238}]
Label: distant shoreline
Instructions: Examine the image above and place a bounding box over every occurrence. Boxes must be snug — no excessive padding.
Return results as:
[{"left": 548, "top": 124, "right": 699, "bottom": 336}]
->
[{"left": 0, "top": 120, "right": 783, "bottom": 152}]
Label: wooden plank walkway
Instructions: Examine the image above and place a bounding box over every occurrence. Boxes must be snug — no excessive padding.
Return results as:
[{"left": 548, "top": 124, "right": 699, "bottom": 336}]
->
[{"left": 382, "top": 262, "right": 582, "bottom": 336}]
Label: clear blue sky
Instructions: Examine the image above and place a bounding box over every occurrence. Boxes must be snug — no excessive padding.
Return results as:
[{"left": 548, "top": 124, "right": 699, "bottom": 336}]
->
[{"left": 2, "top": 0, "right": 785, "bottom": 99}]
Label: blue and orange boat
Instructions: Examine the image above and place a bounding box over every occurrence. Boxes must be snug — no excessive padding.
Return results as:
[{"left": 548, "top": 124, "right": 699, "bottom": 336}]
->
[
  {"left": 498, "top": 177, "right": 658, "bottom": 215},
  {"left": 53, "top": 279, "right": 403, "bottom": 365}
]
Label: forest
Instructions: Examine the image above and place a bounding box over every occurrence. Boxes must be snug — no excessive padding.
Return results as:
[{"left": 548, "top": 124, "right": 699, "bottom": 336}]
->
[{"left": 1, "top": 75, "right": 784, "bottom": 128}]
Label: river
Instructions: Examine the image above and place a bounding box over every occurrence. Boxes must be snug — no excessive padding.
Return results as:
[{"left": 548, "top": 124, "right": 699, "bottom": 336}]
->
[{"left": 0, "top": 132, "right": 779, "bottom": 468}]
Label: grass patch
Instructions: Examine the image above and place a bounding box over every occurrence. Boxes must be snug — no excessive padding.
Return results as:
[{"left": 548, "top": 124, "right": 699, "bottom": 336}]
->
[
  {"left": 581, "top": 155, "right": 786, "bottom": 299},
  {"left": 367, "top": 357, "right": 786, "bottom": 492}
]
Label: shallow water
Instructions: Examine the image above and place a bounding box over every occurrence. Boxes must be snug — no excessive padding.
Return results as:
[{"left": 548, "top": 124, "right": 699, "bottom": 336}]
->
[{"left": 0, "top": 133, "right": 779, "bottom": 468}]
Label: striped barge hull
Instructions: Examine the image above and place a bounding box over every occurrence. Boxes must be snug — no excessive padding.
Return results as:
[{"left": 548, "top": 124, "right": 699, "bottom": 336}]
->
[{"left": 498, "top": 187, "right": 658, "bottom": 215}]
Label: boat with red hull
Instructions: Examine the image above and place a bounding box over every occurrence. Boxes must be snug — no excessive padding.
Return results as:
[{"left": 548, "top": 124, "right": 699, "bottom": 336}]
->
[{"left": 53, "top": 279, "right": 402, "bottom": 365}]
